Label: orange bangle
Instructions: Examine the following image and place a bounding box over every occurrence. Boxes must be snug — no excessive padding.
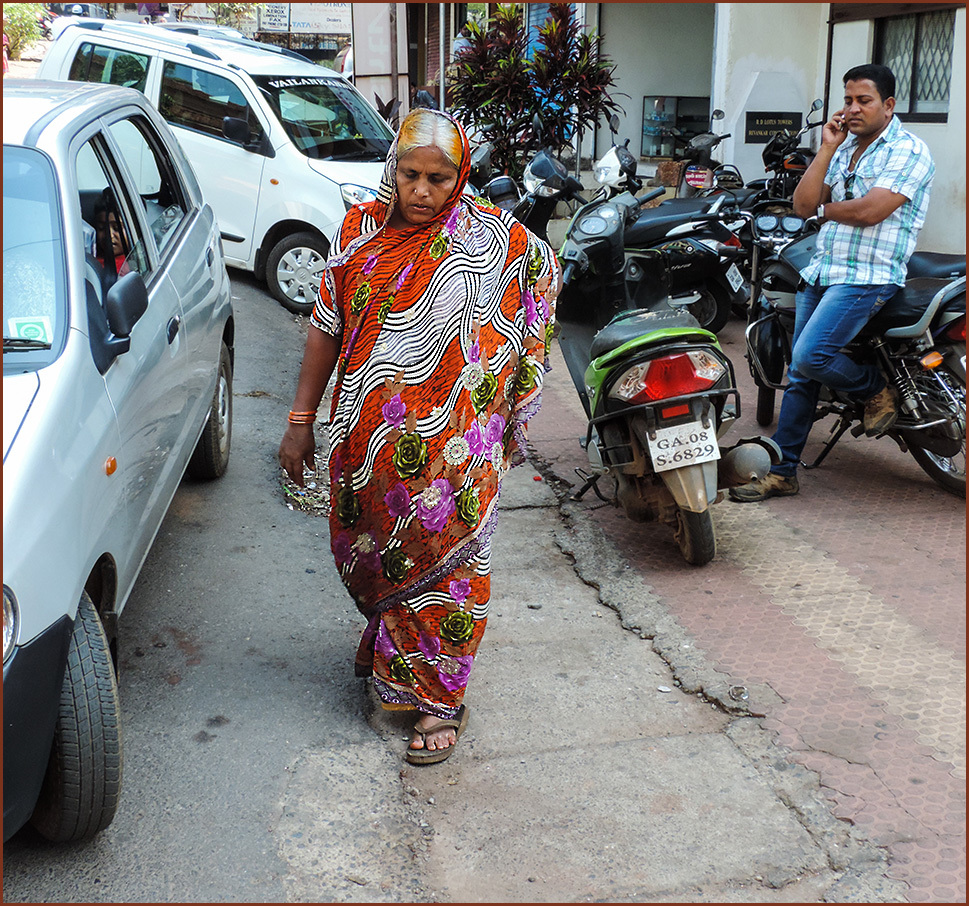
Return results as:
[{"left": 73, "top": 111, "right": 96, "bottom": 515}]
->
[{"left": 288, "top": 409, "right": 317, "bottom": 425}]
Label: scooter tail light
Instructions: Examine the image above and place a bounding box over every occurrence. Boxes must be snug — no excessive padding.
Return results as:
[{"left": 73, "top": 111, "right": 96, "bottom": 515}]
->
[{"left": 609, "top": 352, "right": 726, "bottom": 405}]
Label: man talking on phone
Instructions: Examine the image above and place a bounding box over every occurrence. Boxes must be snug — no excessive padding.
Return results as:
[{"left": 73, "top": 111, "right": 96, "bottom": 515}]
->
[{"left": 731, "top": 63, "right": 935, "bottom": 502}]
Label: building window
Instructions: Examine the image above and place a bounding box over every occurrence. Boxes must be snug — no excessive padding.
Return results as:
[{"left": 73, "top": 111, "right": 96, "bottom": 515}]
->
[{"left": 875, "top": 8, "right": 955, "bottom": 122}]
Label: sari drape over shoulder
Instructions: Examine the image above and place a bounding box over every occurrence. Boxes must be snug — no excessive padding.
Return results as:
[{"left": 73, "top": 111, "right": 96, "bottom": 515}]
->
[{"left": 311, "top": 109, "right": 559, "bottom": 717}]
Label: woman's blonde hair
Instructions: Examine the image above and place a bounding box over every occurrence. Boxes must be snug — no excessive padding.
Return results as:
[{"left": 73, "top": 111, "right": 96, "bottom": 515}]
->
[{"left": 396, "top": 108, "right": 463, "bottom": 169}]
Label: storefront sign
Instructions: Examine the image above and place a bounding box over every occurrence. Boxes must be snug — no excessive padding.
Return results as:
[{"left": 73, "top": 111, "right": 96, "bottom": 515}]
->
[
  {"left": 745, "top": 111, "right": 802, "bottom": 144},
  {"left": 258, "top": 3, "right": 351, "bottom": 34},
  {"left": 259, "top": 4, "right": 290, "bottom": 32}
]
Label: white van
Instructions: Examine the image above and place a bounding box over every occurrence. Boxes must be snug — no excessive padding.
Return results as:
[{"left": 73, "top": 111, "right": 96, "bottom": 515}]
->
[{"left": 39, "top": 20, "right": 393, "bottom": 314}]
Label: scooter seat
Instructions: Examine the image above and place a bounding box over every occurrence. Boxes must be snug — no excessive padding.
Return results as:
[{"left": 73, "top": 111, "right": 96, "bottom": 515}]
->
[
  {"left": 625, "top": 201, "right": 713, "bottom": 245},
  {"left": 590, "top": 307, "right": 703, "bottom": 358},
  {"left": 907, "top": 252, "right": 966, "bottom": 280},
  {"left": 862, "top": 278, "right": 964, "bottom": 337}
]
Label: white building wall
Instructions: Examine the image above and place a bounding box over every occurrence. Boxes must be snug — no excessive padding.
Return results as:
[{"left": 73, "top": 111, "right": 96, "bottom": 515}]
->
[
  {"left": 595, "top": 3, "right": 715, "bottom": 162},
  {"left": 713, "top": 3, "right": 829, "bottom": 188},
  {"left": 714, "top": 3, "right": 965, "bottom": 254}
]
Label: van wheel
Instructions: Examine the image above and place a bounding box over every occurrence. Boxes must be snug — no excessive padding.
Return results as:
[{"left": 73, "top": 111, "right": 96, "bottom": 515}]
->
[
  {"left": 266, "top": 232, "right": 329, "bottom": 316},
  {"left": 187, "top": 341, "right": 233, "bottom": 480},
  {"left": 30, "top": 592, "right": 122, "bottom": 843}
]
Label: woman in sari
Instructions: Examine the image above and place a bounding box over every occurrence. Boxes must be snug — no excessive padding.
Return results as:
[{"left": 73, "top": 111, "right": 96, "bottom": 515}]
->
[{"left": 278, "top": 108, "right": 559, "bottom": 764}]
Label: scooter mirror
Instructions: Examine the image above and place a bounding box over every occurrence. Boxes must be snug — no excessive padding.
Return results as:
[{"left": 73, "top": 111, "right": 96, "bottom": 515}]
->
[
  {"left": 810, "top": 98, "right": 823, "bottom": 112},
  {"left": 609, "top": 113, "right": 620, "bottom": 135},
  {"left": 711, "top": 109, "right": 725, "bottom": 121}
]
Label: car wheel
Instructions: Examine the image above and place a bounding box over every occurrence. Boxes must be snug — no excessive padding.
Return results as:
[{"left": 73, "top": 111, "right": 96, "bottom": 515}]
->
[
  {"left": 187, "top": 341, "right": 233, "bottom": 480},
  {"left": 29, "top": 592, "right": 122, "bottom": 843},
  {"left": 266, "top": 232, "right": 329, "bottom": 316}
]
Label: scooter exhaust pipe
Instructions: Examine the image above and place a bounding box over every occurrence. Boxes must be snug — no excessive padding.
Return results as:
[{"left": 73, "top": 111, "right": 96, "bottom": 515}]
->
[{"left": 717, "top": 437, "right": 782, "bottom": 488}]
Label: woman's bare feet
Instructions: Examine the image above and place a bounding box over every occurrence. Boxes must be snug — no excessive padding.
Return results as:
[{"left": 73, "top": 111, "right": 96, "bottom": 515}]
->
[{"left": 410, "top": 713, "right": 457, "bottom": 753}]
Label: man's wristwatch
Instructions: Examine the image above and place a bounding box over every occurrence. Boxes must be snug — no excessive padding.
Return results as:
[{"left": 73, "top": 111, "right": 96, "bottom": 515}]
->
[{"left": 817, "top": 203, "right": 825, "bottom": 221}]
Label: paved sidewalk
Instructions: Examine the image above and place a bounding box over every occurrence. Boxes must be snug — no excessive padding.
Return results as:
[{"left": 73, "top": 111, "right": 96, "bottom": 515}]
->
[{"left": 313, "top": 463, "right": 901, "bottom": 904}]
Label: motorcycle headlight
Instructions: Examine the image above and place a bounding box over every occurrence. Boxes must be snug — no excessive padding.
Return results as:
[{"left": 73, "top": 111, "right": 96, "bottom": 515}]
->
[
  {"left": 341, "top": 183, "right": 378, "bottom": 210},
  {"left": 3, "top": 586, "right": 18, "bottom": 664},
  {"left": 594, "top": 161, "right": 621, "bottom": 187},
  {"left": 523, "top": 174, "right": 560, "bottom": 196}
]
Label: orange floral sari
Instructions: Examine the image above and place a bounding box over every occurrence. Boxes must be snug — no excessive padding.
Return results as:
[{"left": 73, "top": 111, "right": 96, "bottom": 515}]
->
[{"left": 311, "top": 109, "right": 559, "bottom": 718}]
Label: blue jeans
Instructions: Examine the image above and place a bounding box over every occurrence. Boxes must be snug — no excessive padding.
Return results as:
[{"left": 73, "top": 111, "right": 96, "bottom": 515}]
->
[{"left": 771, "top": 281, "right": 898, "bottom": 477}]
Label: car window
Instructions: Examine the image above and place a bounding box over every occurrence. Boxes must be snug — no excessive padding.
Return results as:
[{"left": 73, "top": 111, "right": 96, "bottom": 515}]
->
[
  {"left": 3, "top": 147, "right": 68, "bottom": 367},
  {"left": 106, "top": 115, "right": 188, "bottom": 255},
  {"left": 159, "top": 61, "right": 260, "bottom": 144},
  {"left": 68, "top": 41, "right": 149, "bottom": 93},
  {"left": 76, "top": 138, "right": 149, "bottom": 289}
]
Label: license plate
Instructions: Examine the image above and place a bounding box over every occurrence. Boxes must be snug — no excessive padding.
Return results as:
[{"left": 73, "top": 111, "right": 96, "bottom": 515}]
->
[
  {"left": 725, "top": 262, "right": 744, "bottom": 293},
  {"left": 646, "top": 420, "right": 721, "bottom": 473}
]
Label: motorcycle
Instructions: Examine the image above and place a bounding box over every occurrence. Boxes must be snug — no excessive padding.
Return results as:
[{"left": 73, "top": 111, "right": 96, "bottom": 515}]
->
[
  {"left": 555, "top": 187, "right": 780, "bottom": 564},
  {"left": 467, "top": 137, "right": 521, "bottom": 212},
  {"left": 758, "top": 98, "right": 824, "bottom": 204},
  {"left": 744, "top": 213, "right": 967, "bottom": 496},
  {"left": 588, "top": 115, "right": 748, "bottom": 333},
  {"left": 672, "top": 108, "right": 732, "bottom": 197}
]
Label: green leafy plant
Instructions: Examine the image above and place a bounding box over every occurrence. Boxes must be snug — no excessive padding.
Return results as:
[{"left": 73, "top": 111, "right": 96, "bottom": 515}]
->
[
  {"left": 3, "top": 3, "right": 43, "bottom": 61},
  {"left": 450, "top": 3, "right": 621, "bottom": 179},
  {"left": 205, "top": 3, "right": 261, "bottom": 30}
]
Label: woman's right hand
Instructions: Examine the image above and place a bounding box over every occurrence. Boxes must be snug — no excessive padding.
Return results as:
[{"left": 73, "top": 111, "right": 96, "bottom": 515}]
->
[{"left": 278, "top": 423, "right": 317, "bottom": 487}]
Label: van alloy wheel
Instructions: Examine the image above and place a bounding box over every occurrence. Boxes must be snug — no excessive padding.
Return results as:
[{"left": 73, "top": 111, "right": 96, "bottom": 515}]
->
[{"left": 267, "top": 232, "right": 330, "bottom": 316}]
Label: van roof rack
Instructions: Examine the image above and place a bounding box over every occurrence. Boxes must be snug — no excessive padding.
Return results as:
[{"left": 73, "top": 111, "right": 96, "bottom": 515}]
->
[{"left": 70, "top": 19, "right": 315, "bottom": 66}]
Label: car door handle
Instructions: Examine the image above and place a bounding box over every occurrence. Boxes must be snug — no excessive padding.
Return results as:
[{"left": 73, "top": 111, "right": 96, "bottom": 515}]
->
[
  {"left": 206, "top": 246, "right": 214, "bottom": 267},
  {"left": 167, "top": 315, "right": 181, "bottom": 344}
]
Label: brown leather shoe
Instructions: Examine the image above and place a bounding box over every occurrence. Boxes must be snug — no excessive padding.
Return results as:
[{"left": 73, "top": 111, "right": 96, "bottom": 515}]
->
[
  {"left": 729, "top": 472, "right": 799, "bottom": 502},
  {"left": 863, "top": 385, "right": 899, "bottom": 436}
]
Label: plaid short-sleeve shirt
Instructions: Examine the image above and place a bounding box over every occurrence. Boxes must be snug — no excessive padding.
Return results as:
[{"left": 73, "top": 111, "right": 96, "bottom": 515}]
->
[{"left": 801, "top": 116, "right": 934, "bottom": 288}]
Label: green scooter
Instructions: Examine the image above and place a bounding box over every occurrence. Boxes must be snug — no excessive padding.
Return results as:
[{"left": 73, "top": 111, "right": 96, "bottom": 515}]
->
[{"left": 556, "top": 189, "right": 779, "bottom": 564}]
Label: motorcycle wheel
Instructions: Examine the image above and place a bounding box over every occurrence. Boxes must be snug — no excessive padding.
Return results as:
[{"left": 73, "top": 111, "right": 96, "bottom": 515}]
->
[
  {"left": 907, "top": 363, "right": 966, "bottom": 498},
  {"left": 756, "top": 385, "right": 776, "bottom": 427},
  {"left": 673, "top": 507, "right": 716, "bottom": 566},
  {"left": 683, "top": 281, "right": 731, "bottom": 334}
]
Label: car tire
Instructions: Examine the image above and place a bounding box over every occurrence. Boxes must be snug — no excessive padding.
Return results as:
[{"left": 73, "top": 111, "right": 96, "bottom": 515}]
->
[
  {"left": 29, "top": 592, "right": 122, "bottom": 843},
  {"left": 266, "top": 232, "right": 329, "bottom": 316},
  {"left": 187, "top": 341, "right": 233, "bottom": 480}
]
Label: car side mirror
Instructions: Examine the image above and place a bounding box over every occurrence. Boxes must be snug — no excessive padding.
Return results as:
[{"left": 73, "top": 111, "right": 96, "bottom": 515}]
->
[
  {"left": 104, "top": 271, "right": 148, "bottom": 356},
  {"left": 223, "top": 116, "right": 274, "bottom": 157},
  {"left": 223, "top": 116, "right": 251, "bottom": 145}
]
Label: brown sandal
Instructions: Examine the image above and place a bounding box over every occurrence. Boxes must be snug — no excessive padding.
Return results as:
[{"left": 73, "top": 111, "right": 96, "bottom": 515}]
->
[{"left": 405, "top": 705, "right": 470, "bottom": 765}]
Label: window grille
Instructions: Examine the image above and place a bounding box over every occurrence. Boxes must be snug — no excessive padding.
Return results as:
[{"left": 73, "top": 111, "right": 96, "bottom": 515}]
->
[{"left": 875, "top": 8, "right": 955, "bottom": 122}]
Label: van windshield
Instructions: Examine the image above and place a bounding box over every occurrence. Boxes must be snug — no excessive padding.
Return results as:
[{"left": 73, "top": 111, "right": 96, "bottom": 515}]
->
[{"left": 253, "top": 75, "right": 393, "bottom": 162}]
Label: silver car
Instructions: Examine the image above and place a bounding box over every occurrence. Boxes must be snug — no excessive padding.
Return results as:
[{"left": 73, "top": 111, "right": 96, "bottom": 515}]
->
[{"left": 3, "top": 80, "right": 234, "bottom": 843}]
